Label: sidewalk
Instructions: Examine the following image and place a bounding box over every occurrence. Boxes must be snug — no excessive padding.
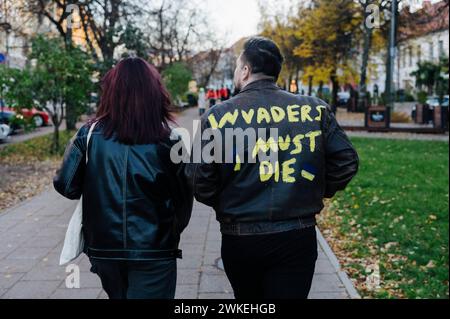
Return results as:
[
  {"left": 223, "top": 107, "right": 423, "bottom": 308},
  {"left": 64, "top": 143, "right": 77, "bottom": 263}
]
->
[
  {"left": 0, "top": 126, "right": 54, "bottom": 149},
  {"left": 0, "top": 188, "right": 358, "bottom": 299}
]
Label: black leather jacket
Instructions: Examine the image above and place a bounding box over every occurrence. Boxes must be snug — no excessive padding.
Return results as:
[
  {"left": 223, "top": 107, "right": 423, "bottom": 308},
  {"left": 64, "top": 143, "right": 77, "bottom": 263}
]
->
[
  {"left": 54, "top": 123, "right": 193, "bottom": 261},
  {"left": 186, "top": 79, "right": 359, "bottom": 229}
]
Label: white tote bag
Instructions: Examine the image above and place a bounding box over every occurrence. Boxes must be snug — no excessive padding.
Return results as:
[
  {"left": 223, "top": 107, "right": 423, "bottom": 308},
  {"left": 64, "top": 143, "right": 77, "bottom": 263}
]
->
[{"left": 59, "top": 122, "right": 97, "bottom": 266}]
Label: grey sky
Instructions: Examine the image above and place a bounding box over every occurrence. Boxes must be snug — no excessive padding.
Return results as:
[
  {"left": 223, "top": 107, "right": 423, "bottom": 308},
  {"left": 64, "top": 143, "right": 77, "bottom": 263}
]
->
[
  {"left": 202, "top": 0, "right": 303, "bottom": 46},
  {"left": 202, "top": 0, "right": 441, "bottom": 47},
  {"left": 202, "top": 0, "right": 261, "bottom": 46}
]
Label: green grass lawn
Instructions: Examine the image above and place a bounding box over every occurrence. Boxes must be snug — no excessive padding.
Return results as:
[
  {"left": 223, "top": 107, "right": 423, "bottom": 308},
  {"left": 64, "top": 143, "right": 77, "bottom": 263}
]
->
[
  {"left": 319, "top": 137, "right": 449, "bottom": 299},
  {"left": 0, "top": 131, "right": 74, "bottom": 163}
]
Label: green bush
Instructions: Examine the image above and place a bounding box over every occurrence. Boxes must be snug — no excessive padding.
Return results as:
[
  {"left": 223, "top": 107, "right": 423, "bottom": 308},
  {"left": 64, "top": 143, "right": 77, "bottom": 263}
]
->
[
  {"left": 9, "top": 113, "right": 36, "bottom": 133},
  {"left": 0, "top": 131, "right": 74, "bottom": 163},
  {"left": 405, "top": 92, "right": 415, "bottom": 102},
  {"left": 162, "top": 62, "right": 192, "bottom": 104},
  {"left": 417, "top": 91, "right": 428, "bottom": 104},
  {"left": 321, "top": 92, "right": 331, "bottom": 104}
]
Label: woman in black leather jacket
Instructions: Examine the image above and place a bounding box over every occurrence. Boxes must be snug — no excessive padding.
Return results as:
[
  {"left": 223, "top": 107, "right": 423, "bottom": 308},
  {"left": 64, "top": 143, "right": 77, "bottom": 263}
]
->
[{"left": 54, "top": 57, "right": 193, "bottom": 299}]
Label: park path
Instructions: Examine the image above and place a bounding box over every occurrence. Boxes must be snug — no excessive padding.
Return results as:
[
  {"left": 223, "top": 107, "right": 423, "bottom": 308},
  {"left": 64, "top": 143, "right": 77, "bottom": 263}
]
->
[
  {"left": 0, "top": 126, "right": 54, "bottom": 149},
  {"left": 0, "top": 107, "right": 359, "bottom": 299}
]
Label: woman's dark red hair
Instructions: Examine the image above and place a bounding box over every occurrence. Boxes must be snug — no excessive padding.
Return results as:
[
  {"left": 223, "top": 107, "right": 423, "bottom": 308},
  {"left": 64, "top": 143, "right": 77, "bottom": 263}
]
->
[{"left": 96, "top": 57, "right": 174, "bottom": 145}]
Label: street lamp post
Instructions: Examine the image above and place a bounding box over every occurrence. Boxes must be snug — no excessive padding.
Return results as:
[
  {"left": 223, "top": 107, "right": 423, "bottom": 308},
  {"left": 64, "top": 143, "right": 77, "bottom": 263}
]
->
[{"left": 385, "top": 0, "right": 398, "bottom": 111}]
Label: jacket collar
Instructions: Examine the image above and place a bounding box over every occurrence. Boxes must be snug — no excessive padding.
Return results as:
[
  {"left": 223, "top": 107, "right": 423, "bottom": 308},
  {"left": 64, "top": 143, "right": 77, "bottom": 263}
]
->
[{"left": 239, "top": 79, "right": 280, "bottom": 94}]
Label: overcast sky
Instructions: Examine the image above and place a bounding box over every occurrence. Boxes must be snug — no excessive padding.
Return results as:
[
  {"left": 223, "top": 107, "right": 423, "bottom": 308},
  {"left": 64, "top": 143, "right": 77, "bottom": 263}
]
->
[
  {"left": 202, "top": 0, "right": 262, "bottom": 46},
  {"left": 201, "top": 0, "right": 302, "bottom": 46},
  {"left": 202, "top": 0, "right": 443, "bottom": 47}
]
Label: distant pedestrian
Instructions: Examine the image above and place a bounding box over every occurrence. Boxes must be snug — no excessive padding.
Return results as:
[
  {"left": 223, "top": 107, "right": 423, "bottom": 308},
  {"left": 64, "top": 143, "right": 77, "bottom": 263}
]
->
[
  {"left": 198, "top": 88, "right": 207, "bottom": 116},
  {"left": 216, "top": 89, "right": 222, "bottom": 101},
  {"left": 207, "top": 88, "right": 217, "bottom": 108},
  {"left": 221, "top": 86, "right": 230, "bottom": 101}
]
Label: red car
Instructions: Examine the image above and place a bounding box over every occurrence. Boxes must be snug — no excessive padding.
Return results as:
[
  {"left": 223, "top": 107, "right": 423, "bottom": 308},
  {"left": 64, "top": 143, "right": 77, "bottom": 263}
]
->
[{"left": 1, "top": 107, "right": 50, "bottom": 127}]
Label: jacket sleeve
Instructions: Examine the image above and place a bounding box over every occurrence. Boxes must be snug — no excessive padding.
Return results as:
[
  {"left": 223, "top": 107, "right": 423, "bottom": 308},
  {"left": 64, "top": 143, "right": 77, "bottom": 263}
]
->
[
  {"left": 184, "top": 114, "right": 221, "bottom": 208},
  {"left": 162, "top": 132, "right": 194, "bottom": 235},
  {"left": 174, "top": 162, "right": 194, "bottom": 234},
  {"left": 322, "top": 106, "right": 359, "bottom": 198},
  {"left": 53, "top": 128, "right": 87, "bottom": 200}
]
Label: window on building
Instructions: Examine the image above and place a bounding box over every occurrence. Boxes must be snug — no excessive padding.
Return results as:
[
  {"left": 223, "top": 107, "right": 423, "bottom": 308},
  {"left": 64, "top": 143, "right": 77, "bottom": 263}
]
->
[
  {"left": 429, "top": 42, "right": 434, "bottom": 60},
  {"left": 409, "top": 47, "right": 413, "bottom": 67},
  {"left": 402, "top": 48, "right": 406, "bottom": 67},
  {"left": 438, "top": 40, "right": 444, "bottom": 57}
]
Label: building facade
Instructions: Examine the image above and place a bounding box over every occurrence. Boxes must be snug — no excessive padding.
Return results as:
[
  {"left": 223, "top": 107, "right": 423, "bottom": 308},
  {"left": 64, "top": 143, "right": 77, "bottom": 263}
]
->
[
  {"left": 0, "top": 1, "right": 58, "bottom": 69},
  {"left": 368, "top": 1, "right": 449, "bottom": 96},
  {"left": 395, "top": 1, "right": 449, "bottom": 93}
]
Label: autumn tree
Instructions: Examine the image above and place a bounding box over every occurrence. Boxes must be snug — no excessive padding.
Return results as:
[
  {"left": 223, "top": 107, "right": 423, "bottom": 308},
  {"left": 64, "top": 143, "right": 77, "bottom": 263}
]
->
[
  {"left": 294, "top": 0, "right": 362, "bottom": 109},
  {"left": 259, "top": 1, "right": 315, "bottom": 93},
  {"left": 261, "top": 18, "right": 300, "bottom": 92}
]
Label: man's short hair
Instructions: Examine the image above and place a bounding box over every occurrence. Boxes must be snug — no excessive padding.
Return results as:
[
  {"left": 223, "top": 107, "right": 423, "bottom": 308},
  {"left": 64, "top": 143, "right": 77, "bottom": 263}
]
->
[{"left": 241, "top": 37, "right": 284, "bottom": 80}]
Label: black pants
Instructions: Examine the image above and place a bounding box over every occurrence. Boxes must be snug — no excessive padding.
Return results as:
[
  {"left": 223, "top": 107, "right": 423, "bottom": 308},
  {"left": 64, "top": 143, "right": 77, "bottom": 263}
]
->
[
  {"left": 89, "top": 259, "right": 177, "bottom": 299},
  {"left": 222, "top": 227, "right": 318, "bottom": 299}
]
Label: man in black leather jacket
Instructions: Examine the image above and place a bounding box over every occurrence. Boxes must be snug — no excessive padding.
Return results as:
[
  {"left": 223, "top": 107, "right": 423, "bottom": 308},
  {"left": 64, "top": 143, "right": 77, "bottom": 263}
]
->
[{"left": 185, "top": 37, "right": 359, "bottom": 299}]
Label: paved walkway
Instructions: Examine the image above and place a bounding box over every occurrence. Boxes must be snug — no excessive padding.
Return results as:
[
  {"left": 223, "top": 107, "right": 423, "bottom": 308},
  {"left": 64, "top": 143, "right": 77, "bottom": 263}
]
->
[
  {"left": 0, "top": 120, "right": 87, "bottom": 149},
  {"left": 0, "top": 126, "right": 54, "bottom": 149},
  {"left": 346, "top": 130, "right": 449, "bottom": 141},
  {"left": 0, "top": 189, "right": 357, "bottom": 299}
]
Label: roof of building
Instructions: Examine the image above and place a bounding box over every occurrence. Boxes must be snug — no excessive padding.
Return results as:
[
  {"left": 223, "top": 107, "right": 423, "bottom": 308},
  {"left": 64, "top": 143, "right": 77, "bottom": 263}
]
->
[{"left": 398, "top": 1, "right": 449, "bottom": 43}]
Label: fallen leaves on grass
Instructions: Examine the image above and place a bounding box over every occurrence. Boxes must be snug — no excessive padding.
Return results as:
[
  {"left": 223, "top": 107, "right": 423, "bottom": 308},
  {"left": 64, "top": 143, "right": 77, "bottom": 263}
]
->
[
  {"left": 317, "top": 201, "right": 408, "bottom": 299},
  {"left": 0, "top": 131, "right": 72, "bottom": 212},
  {"left": 0, "top": 160, "right": 59, "bottom": 211}
]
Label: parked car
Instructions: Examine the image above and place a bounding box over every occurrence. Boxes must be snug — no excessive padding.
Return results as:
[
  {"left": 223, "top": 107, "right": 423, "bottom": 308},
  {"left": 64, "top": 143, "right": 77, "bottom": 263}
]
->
[
  {"left": 413, "top": 95, "right": 450, "bottom": 125},
  {"left": 441, "top": 95, "right": 449, "bottom": 108},
  {"left": 0, "top": 109, "right": 16, "bottom": 125},
  {"left": 425, "top": 96, "right": 441, "bottom": 108},
  {"left": 1, "top": 107, "right": 50, "bottom": 127},
  {"left": 337, "top": 91, "right": 350, "bottom": 107}
]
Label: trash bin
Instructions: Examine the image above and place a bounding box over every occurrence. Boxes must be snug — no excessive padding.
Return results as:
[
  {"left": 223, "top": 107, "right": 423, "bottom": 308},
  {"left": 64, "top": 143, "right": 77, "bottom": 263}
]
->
[
  {"left": 433, "top": 106, "right": 448, "bottom": 130},
  {"left": 365, "top": 105, "right": 391, "bottom": 129},
  {"left": 415, "top": 104, "right": 425, "bottom": 124},
  {"left": 443, "top": 106, "right": 449, "bottom": 130}
]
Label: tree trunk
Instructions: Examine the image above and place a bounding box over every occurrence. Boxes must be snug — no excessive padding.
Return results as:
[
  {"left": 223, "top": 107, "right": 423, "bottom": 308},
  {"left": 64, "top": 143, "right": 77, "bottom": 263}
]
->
[
  {"left": 65, "top": 29, "right": 77, "bottom": 131},
  {"left": 331, "top": 73, "right": 339, "bottom": 114},
  {"left": 318, "top": 81, "right": 324, "bottom": 100},
  {"left": 358, "top": 23, "right": 373, "bottom": 112},
  {"left": 52, "top": 118, "right": 60, "bottom": 155},
  {"left": 65, "top": 109, "right": 77, "bottom": 131},
  {"left": 294, "top": 68, "right": 300, "bottom": 94},
  {"left": 308, "top": 76, "right": 313, "bottom": 96}
]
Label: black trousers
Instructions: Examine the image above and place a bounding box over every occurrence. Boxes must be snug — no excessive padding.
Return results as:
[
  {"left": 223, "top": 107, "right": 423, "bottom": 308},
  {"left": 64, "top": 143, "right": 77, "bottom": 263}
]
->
[
  {"left": 221, "top": 227, "right": 318, "bottom": 299},
  {"left": 89, "top": 259, "right": 177, "bottom": 299}
]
